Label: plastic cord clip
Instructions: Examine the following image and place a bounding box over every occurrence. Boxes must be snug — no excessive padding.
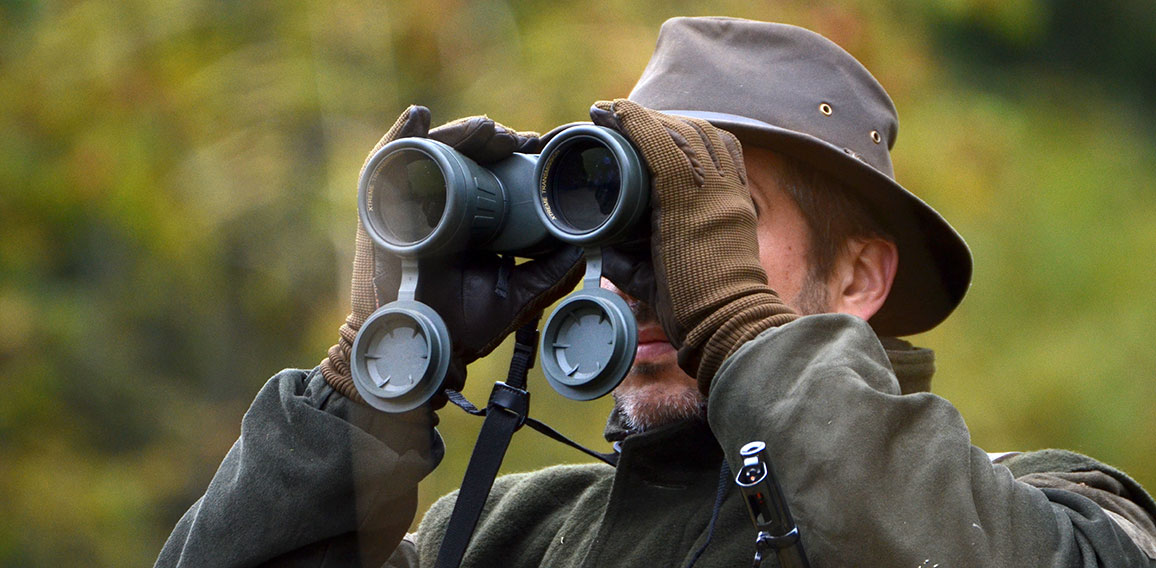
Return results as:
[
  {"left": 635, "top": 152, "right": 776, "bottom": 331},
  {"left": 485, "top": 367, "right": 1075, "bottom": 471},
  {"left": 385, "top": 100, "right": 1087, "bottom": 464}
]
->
[{"left": 487, "top": 382, "right": 530, "bottom": 429}]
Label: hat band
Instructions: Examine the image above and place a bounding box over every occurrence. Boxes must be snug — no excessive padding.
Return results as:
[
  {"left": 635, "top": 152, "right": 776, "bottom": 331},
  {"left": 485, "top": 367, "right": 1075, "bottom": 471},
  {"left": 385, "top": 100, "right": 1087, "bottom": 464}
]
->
[{"left": 656, "top": 109, "right": 777, "bottom": 131}]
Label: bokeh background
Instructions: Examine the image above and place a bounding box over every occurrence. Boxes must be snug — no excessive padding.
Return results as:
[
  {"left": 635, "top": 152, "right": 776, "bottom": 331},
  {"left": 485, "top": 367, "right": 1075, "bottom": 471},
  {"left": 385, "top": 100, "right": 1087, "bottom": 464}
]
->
[{"left": 3, "top": 0, "right": 1155, "bottom": 564}]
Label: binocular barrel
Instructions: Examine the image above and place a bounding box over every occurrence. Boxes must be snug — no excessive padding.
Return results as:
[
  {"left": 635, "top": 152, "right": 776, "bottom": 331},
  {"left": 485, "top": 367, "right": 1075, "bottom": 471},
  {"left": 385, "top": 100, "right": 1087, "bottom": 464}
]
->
[
  {"left": 358, "top": 125, "right": 649, "bottom": 257},
  {"left": 351, "top": 124, "right": 649, "bottom": 413}
]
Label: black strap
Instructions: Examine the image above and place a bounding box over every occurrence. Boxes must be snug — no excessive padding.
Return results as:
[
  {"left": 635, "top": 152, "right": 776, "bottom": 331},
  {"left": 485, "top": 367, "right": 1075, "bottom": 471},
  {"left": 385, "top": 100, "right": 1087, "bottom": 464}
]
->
[
  {"left": 435, "top": 384, "right": 526, "bottom": 568},
  {"left": 434, "top": 323, "right": 538, "bottom": 568},
  {"left": 436, "top": 322, "right": 620, "bottom": 568}
]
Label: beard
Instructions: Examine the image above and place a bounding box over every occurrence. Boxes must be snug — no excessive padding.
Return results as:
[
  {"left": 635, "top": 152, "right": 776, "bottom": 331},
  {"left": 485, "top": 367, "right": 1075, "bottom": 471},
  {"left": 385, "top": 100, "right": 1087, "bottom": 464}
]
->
[
  {"left": 612, "top": 363, "right": 707, "bottom": 433},
  {"left": 792, "top": 265, "right": 832, "bottom": 317},
  {"left": 610, "top": 296, "right": 706, "bottom": 433}
]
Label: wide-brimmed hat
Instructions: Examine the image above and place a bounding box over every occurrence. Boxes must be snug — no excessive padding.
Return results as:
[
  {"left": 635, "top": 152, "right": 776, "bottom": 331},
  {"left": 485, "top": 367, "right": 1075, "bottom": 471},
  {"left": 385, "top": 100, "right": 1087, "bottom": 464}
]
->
[{"left": 629, "top": 17, "right": 971, "bottom": 336}]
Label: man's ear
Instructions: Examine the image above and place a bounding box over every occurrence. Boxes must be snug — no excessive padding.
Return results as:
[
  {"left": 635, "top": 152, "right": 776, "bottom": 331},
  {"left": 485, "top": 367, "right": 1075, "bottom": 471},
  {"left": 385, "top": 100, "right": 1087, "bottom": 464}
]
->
[{"left": 829, "top": 237, "right": 898, "bottom": 320}]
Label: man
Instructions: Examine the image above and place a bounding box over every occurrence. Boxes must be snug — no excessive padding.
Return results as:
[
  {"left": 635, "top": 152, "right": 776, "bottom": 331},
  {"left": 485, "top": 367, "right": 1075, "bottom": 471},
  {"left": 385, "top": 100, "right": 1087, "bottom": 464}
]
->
[{"left": 157, "top": 17, "right": 1156, "bottom": 567}]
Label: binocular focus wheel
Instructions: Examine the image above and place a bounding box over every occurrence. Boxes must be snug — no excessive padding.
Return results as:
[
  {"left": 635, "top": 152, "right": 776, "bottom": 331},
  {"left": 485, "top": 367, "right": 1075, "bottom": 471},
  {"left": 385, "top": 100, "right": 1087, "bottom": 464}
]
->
[
  {"left": 351, "top": 301, "right": 451, "bottom": 413},
  {"left": 540, "top": 288, "right": 637, "bottom": 401}
]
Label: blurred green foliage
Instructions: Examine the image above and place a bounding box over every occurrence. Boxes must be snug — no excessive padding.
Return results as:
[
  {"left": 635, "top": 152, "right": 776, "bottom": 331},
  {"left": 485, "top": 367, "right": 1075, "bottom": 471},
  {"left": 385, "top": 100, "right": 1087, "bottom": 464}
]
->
[{"left": 2, "top": 0, "right": 1154, "bottom": 565}]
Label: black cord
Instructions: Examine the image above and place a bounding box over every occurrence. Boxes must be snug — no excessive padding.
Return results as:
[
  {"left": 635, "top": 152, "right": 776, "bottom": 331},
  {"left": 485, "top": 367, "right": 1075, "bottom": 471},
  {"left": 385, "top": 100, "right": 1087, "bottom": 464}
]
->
[
  {"left": 684, "top": 460, "right": 732, "bottom": 568},
  {"left": 445, "top": 390, "right": 618, "bottom": 467}
]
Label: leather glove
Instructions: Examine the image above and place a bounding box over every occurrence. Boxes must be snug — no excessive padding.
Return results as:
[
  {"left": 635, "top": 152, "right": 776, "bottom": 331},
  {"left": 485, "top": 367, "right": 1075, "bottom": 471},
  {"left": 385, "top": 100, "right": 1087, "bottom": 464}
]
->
[
  {"left": 321, "top": 106, "right": 585, "bottom": 407},
  {"left": 591, "top": 99, "right": 798, "bottom": 394}
]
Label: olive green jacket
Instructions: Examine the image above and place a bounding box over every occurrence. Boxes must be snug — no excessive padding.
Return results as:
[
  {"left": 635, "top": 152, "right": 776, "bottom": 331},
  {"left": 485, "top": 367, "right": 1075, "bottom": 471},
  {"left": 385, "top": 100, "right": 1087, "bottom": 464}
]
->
[{"left": 157, "top": 314, "right": 1156, "bottom": 567}]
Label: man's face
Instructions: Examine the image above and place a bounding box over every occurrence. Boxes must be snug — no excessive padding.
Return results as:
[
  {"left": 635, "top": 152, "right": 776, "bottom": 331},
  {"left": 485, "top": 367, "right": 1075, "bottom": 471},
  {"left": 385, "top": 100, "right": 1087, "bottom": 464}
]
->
[{"left": 607, "top": 147, "right": 831, "bottom": 431}]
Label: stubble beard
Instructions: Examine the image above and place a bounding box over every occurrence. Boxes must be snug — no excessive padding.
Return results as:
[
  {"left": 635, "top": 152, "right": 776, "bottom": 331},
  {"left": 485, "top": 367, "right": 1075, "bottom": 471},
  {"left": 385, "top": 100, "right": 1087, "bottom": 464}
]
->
[
  {"left": 792, "top": 266, "right": 831, "bottom": 317},
  {"left": 612, "top": 362, "right": 707, "bottom": 433}
]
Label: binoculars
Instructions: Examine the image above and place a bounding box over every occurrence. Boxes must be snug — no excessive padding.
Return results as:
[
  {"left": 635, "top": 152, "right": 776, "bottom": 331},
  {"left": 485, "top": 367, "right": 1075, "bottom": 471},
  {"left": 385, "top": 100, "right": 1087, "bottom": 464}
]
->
[{"left": 350, "top": 125, "right": 649, "bottom": 412}]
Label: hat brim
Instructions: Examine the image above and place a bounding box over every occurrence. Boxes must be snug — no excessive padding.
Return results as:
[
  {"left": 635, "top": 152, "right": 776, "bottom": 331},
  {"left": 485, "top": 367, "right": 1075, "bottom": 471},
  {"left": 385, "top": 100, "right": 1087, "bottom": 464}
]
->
[{"left": 666, "top": 110, "right": 972, "bottom": 337}]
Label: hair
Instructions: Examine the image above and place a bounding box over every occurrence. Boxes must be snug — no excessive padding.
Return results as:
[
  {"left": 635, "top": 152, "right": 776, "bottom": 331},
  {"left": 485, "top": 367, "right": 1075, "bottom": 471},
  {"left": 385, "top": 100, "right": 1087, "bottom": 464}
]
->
[{"left": 771, "top": 154, "right": 892, "bottom": 309}]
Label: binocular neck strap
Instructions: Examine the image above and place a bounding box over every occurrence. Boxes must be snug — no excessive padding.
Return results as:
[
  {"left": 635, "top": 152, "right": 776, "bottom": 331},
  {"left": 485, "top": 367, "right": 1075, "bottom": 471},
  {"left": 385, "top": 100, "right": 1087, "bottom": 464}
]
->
[{"left": 435, "top": 321, "right": 618, "bottom": 568}]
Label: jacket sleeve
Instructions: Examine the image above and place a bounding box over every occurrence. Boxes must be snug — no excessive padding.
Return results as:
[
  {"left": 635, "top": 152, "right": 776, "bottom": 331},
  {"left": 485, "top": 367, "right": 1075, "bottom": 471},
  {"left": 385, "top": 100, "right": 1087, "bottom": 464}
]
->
[
  {"left": 155, "top": 368, "right": 442, "bottom": 568},
  {"left": 707, "top": 314, "right": 1156, "bottom": 567}
]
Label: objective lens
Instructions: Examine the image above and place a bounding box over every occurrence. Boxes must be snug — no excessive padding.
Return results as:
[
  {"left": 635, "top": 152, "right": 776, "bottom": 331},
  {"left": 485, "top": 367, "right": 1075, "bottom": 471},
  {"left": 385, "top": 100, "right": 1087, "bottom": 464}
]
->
[
  {"left": 546, "top": 140, "right": 620, "bottom": 233},
  {"left": 370, "top": 149, "right": 447, "bottom": 245}
]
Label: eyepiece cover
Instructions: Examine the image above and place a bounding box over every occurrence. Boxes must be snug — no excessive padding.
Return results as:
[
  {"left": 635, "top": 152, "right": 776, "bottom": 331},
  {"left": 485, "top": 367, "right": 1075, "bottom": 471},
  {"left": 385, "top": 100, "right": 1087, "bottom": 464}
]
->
[
  {"left": 351, "top": 301, "right": 451, "bottom": 413},
  {"left": 539, "top": 287, "right": 636, "bottom": 400}
]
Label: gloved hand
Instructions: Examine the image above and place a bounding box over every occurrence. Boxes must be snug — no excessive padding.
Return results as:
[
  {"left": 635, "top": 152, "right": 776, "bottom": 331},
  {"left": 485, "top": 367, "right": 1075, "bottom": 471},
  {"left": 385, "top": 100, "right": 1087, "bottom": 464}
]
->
[
  {"left": 321, "top": 106, "right": 585, "bottom": 407},
  {"left": 591, "top": 99, "right": 798, "bottom": 394}
]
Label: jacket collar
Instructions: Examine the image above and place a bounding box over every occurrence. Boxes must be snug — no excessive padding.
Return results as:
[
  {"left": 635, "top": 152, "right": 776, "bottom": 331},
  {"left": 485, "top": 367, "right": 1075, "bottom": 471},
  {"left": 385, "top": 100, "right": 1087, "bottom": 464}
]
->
[
  {"left": 879, "top": 337, "right": 936, "bottom": 395},
  {"left": 609, "top": 414, "right": 724, "bottom": 480},
  {"left": 603, "top": 337, "right": 937, "bottom": 443}
]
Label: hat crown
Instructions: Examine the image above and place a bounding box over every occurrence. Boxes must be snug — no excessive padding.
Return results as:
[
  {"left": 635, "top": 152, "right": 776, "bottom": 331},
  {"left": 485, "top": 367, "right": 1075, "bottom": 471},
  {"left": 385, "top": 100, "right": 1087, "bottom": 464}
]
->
[{"left": 629, "top": 17, "right": 899, "bottom": 178}]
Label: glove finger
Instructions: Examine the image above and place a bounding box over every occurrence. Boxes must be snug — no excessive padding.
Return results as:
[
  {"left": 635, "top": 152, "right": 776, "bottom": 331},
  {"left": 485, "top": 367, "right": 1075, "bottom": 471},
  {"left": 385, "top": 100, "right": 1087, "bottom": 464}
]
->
[
  {"left": 653, "top": 112, "right": 712, "bottom": 187},
  {"left": 482, "top": 122, "right": 541, "bottom": 159},
  {"left": 428, "top": 116, "right": 495, "bottom": 153},
  {"left": 597, "top": 100, "right": 707, "bottom": 190},
  {"left": 391, "top": 105, "right": 433, "bottom": 140},
  {"left": 601, "top": 245, "right": 656, "bottom": 308},
  {"left": 489, "top": 246, "right": 585, "bottom": 351},
  {"left": 429, "top": 116, "right": 541, "bottom": 164},
  {"left": 416, "top": 247, "right": 583, "bottom": 363},
  {"left": 681, "top": 117, "right": 748, "bottom": 188},
  {"left": 359, "top": 105, "right": 432, "bottom": 182},
  {"left": 374, "top": 106, "right": 431, "bottom": 156},
  {"left": 502, "top": 124, "right": 543, "bottom": 155},
  {"left": 670, "top": 117, "right": 752, "bottom": 192},
  {"left": 504, "top": 245, "right": 585, "bottom": 309},
  {"left": 718, "top": 129, "right": 748, "bottom": 185},
  {"left": 416, "top": 251, "right": 500, "bottom": 360},
  {"left": 683, "top": 119, "right": 721, "bottom": 170},
  {"left": 590, "top": 101, "right": 621, "bottom": 130},
  {"left": 592, "top": 100, "right": 696, "bottom": 181}
]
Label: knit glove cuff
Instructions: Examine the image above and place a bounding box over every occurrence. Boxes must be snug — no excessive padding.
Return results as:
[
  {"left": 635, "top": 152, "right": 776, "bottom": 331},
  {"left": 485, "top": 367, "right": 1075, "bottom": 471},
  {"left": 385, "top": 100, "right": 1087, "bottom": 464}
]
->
[{"left": 684, "top": 292, "right": 798, "bottom": 394}]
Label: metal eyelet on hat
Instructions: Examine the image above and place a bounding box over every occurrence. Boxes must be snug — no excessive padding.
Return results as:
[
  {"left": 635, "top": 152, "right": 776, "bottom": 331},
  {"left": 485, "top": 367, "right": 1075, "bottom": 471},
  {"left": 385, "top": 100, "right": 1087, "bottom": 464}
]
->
[
  {"left": 819, "top": 102, "right": 833, "bottom": 116},
  {"left": 870, "top": 130, "right": 882, "bottom": 144}
]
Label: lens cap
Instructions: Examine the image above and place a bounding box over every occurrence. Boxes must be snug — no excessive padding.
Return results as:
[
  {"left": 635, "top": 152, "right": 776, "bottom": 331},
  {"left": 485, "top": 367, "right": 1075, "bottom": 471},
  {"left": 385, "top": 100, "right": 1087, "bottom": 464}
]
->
[
  {"left": 539, "top": 288, "right": 636, "bottom": 400},
  {"left": 351, "top": 300, "right": 451, "bottom": 413}
]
